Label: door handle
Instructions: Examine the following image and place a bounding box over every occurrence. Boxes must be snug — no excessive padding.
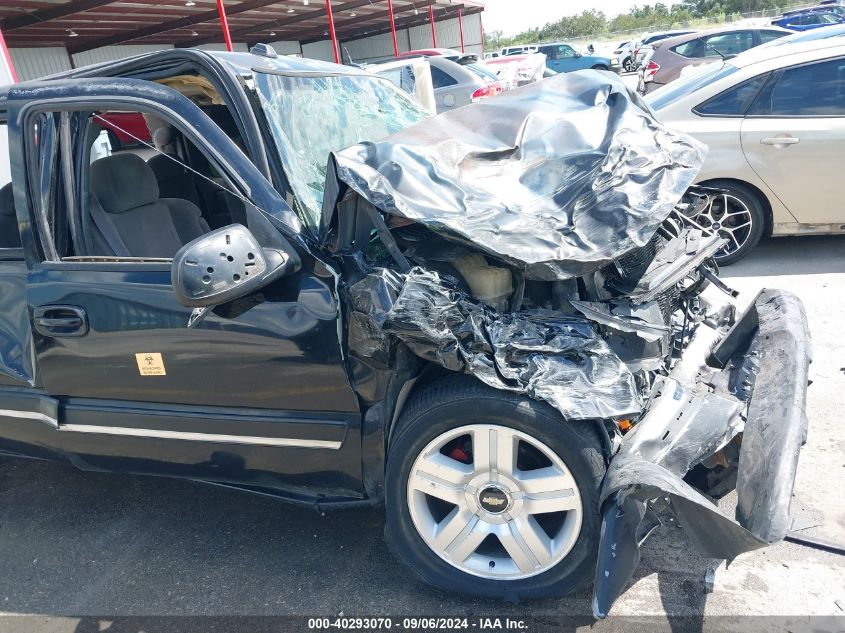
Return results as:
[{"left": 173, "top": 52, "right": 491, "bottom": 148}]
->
[
  {"left": 760, "top": 136, "right": 800, "bottom": 146},
  {"left": 33, "top": 305, "right": 89, "bottom": 337}
]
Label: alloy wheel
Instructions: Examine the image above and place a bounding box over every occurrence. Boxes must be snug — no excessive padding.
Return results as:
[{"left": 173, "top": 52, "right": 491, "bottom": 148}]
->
[
  {"left": 698, "top": 192, "right": 754, "bottom": 259},
  {"left": 406, "top": 424, "right": 583, "bottom": 580}
]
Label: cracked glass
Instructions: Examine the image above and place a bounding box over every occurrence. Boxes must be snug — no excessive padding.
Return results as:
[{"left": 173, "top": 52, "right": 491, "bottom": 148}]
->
[{"left": 254, "top": 71, "right": 429, "bottom": 230}]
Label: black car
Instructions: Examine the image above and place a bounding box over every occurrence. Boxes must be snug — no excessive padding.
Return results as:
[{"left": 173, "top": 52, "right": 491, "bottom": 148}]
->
[{"left": 0, "top": 49, "right": 811, "bottom": 617}]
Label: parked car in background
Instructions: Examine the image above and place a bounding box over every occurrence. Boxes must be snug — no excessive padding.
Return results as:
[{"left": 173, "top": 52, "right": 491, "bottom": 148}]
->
[
  {"left": 483, "top": 53, "right": 547, "bottom": 88},
  {"left": 780, "top": 3, "right": 845, "bottom": 18},
  {"left": 771, "top": 9, "right": 844, "bottom": 30},
  {"left": 648, "top": 39, "right": 845, "bottom": 263},
  {"left": 613, "top": 40, "right": 635, "bottom": 72},
  {"left": 483, "top": 51, "right": 501, "bottom": 59},
  {"left": 367, "top": 58, "right": 438, "bottom": 114},
  {"left": 756, "top": 20, "right": 845, "bottom": 47},
  {"left": 637, "top": 26, "right": 789, "bottom": 94},
  {"left": 536, "top": 42, "right": 620, "bottom": 73},
  {"left": 96, "top": 111, "right": 153, "bottom": 149},
  {"left": 465, "top": 61, "right": 509, "bottom": 91},
  {"left": 421, "top": 55, "right": 502, "bottom": 113},
  {"left": 632, "top": 30, "right": 696, "bottom": 68},
  {"left": 397, "top": 48, "right": 478, "bottom": 64},
  {"left": 501, "top": 45, "right": 538, "bottom": 56}
]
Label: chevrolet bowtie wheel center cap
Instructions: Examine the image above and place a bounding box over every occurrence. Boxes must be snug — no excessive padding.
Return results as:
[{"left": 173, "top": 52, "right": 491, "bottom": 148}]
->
[{"left": 478, "top": 486, "right": 510, "bottom": 514}]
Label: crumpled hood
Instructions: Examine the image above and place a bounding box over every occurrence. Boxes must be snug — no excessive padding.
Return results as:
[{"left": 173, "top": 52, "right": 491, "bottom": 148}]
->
[{"left": 327, "top": 70, "right": 706, "bottom": 280}]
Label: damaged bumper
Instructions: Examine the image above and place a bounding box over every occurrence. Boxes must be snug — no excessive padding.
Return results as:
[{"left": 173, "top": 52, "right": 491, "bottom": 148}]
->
[{"left": 593, "top": 289, "right": 812, "bottom": 617}]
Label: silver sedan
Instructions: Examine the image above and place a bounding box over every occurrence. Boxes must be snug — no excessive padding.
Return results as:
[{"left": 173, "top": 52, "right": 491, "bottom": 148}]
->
[{"left": 647, "top": 38, "right": 845, "bottom": 263}]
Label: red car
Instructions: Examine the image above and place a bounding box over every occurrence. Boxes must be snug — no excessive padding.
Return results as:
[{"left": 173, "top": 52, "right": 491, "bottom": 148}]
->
[{"left": 95, "top": 111, "right": 152, "bottom": 149}]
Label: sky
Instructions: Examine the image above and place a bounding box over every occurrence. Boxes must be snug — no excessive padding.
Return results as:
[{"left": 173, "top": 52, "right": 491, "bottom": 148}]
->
[{"left": 479, "top": 0, "right": 680, "bottom": 37}]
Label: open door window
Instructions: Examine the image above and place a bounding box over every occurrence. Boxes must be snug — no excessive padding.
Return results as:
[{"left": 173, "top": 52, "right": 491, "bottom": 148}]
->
[{"left": 5, "top": 77, "right": 304, "bottom": 269}]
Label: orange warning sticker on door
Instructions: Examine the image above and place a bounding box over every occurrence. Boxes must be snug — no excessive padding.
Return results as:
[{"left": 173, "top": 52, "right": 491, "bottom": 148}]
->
[{"left": 135, "top": 353, "right": 166, "bottom": 376}]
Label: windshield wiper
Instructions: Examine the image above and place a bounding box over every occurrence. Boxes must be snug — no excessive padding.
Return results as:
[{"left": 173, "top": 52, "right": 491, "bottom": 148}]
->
[{"left": 705, "top": 45, "right": 736, "bottom": 61}]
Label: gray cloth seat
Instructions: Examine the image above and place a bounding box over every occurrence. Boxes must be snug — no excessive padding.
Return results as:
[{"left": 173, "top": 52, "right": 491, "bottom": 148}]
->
[
  {"left": 88, "top": 153, "right": 209, "bottom": 258},
  {"left": 0, "top": 183, "right": 21, "bottom": 249},
  {"left": 147, "top": 154, "right": 204, "bottom": 209}
]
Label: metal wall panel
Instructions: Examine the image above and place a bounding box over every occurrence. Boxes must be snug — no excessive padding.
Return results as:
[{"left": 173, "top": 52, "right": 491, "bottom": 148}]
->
[
  {"left": 405, "top": 13, "right": 483, "bottom": 55},
  {"left": 72, "top": 44, "right": 174, "bottom": 68},
  {"left": 268, "top": 40, "right": 303, "bottom": 56},
  {"left": 341, "top": 30, "right": 411, "bottom": 63},
  {"left": 339, "top": 13, "right": 483, "bottom": 64},
  {"left": 301, "top": 39, "right": 336, "bottom": 62},
  {"left": 408, "top": 23, "right": 434, "bottom": 50},
  {"left": 8, "top": 47, "right": 72, "bottom": 81}
]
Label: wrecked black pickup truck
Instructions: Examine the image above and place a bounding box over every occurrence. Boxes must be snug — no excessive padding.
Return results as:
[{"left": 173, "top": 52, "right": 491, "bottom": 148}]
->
[{"left": 0, "top": 48, "right": 810, "bottom": 616}]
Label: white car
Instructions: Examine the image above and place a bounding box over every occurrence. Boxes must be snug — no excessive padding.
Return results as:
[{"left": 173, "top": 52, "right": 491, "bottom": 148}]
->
[
  {"left": 500, "top": 45, "right": 538, "bottom": 56},
  {"left": 633, "top": 30, "right": 695, "bottom": 69},
  {"left": 647, "top": 38, "right": 845, "bottom": 263},
  {"left": 612, "top": 40, "right": 635, "bottom": 72}
]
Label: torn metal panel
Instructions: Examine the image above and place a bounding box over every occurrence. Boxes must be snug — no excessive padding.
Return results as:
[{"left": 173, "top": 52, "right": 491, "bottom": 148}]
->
[
  {"left": 570, "top": 298, "right": 671, "bottom": 372},
  {"left": 328, "top": 70, "right": 706, "bottom": 281},
  {"left": 570, "top": 299, "right": 670, "bottom": 342},
  {"left": 622, "top": 230, "right": 724, "bottom": 303},
  {"left": 381, "top": 268, "right": 642, "bottom": 420},
  {"left": 347, "top": 268, "right": 404, "bottom": 368},
  {"left": 592, "top": 289, "right": 812, "bottom": 618}
]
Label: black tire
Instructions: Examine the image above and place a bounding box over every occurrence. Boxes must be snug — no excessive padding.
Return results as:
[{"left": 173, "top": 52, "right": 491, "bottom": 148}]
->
[
  {"left": 623, "top": 57, "right": 635, "bottom": 73},
  {"left": 591, "top": 64, "right": 609, "bottom": 71},
  {"left": 701, "top": 180, "right": 767, "bottom": 266},
  {"left": 106, "top": 130, "right": 122, "bottom": 152},
  {"left": 384, "top": 375, "right": 606, "bottom": 601}
]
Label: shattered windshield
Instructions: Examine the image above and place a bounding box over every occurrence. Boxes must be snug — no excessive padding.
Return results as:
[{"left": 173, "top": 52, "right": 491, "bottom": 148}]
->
[{"left": 254, "top": 71, "right": 429, "bottom": 229}]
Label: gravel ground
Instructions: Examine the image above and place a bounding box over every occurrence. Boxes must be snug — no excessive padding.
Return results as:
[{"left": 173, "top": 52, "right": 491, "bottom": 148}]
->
[{"left": 0, "top": 235, "right": 843, "bottom": 630}]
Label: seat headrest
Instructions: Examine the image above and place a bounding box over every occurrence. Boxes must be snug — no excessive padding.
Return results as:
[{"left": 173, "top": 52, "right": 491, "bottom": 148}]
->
[
  {"left": 90, "top": 153, "right": 159, "bottom": 214},
  {"left": 152, "top": 126, "right": 175, "bottom": 151},
  {"left": 0, "top": 183, "right": 15, "bottom": 217},
  {"left": 148, "top": 153, "right": 189, "bottom": 181}
]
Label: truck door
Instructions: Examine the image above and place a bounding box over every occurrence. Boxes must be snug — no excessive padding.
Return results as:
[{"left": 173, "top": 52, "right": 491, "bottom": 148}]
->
[{"left": 4, "top": 79, "right": 364, "bottom": 497}]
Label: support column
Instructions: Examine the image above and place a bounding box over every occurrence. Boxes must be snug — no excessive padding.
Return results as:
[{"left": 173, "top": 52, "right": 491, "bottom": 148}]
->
[
  {"left": 387, "top": 0, "right": 399, "bottom": 58},
  {"left": 458, "top": 8, "right": 464, "bottom": 53},
  {"left": 325, "top": 0, "right": 340, "bottom": 63},
  {"left": 428, "top": 5, "right": 437, "bottom": 47},
  {"left": 215, "top": 0, "right": 234, "bottom": 52},
  {"left": 0, "top": 27, "right": 17, "bottom": 82}
]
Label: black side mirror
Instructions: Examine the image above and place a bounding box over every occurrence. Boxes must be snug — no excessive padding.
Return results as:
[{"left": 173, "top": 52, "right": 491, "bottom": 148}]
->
[
  {"left": 574, "top": 51, "right": 582, "bottom": 58},
  {"left": 171, "top": 224, "right": 299, "bottom": 309}
]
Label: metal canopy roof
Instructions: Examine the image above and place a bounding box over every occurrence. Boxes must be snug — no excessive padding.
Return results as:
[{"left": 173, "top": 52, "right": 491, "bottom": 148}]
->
[{"left": 0, "top": 0, "right": 484, "bottom": 52}]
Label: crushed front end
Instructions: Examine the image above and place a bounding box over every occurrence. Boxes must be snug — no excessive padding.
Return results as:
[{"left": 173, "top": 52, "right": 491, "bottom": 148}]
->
[{"left": 320, "top": 71, "right": 812, "bottom": 615}]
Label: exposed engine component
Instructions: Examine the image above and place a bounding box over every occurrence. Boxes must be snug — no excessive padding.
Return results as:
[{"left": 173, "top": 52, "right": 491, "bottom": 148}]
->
[{"left": 450, "top": 253, "right": 513, "bottom": 311}]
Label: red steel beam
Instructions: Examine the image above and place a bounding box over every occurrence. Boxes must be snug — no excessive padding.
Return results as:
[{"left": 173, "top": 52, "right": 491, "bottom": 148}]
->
[
  {"left": 428, "top": 4, "right": 437, "bottom": 47},
  {"left": 457, "top": 7, "right": 464, "bottom": 52},
  {"left": 387, "top": 0, "right": 399, "bottom": 57},
  {"left": 0, "top": 26, "right": 18, "bottom": 82},
  {"left": 215, "top": 0, "right": 234, "bottom": 52},
  {"left": 326, "top": 0, "right": 340, "bottom": 63}
]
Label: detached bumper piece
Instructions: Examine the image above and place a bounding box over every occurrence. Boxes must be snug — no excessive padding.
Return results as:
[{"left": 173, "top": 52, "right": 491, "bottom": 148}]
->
[{"left": 592, "top": 289, "right": 811, "bottom": 618}]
